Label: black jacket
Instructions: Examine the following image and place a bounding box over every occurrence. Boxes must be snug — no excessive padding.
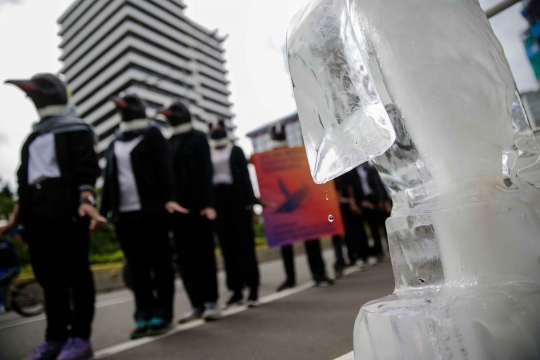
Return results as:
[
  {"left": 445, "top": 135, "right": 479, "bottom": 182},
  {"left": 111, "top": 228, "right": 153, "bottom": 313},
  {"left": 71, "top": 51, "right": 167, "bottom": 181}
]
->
[
  {"left": 353, "top": 164, "right": 390, "bottom": 204},
  {"left": 100, "top": 126, "right": 174, "bottom": 222},
  {"left": 169, "top": 130, "right": 214, "bottom": 211},
  {"left": 17, "top": 130, "right": 100, "bottom": 225},
  {"left": 217, "top": 145, "right": 258, "bottom": 209}
]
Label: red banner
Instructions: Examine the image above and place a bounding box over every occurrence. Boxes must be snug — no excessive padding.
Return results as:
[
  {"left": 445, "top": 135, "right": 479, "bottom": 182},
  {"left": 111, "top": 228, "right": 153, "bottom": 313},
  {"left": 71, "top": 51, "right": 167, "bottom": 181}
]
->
[{"left": 252, "top": 147, "right": 344, "bottom": 247}]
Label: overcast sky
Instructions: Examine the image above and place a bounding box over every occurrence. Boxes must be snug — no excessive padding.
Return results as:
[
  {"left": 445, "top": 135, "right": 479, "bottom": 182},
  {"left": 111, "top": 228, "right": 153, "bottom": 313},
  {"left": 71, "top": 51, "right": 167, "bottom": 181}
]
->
[{"left": 0, "top": 0, "right": 537, "bottom": 188}]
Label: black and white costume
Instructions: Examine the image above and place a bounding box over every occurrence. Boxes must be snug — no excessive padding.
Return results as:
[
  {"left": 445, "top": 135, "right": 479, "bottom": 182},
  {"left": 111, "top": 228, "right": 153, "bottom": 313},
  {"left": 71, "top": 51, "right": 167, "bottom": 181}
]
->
[
  {"left": 159, "top": 101, "right": 220, "bottom": 320},
  {"left": 100, "top": 95, "right": 175, "bottom": 334},
  {"left": 7, "top": 74, "right": 100, "bottom": 344},
  {"left": 210, "top": 124, "right": 260, "bottom": 306}
]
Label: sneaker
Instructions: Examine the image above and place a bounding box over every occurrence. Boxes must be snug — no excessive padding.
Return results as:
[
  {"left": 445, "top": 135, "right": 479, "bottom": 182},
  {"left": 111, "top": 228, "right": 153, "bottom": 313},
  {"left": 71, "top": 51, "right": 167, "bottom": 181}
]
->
[
  {"left": 130, "top": 320, "right": 149, "bottom": 340},
  {"left": 367, "top": 256, "right": 378, "bottom": 266},
  {"left": 356, "top": 259, "right": 365, "bottom": 270},
  {"left": 316, "top": 277, "right": 334, "bottom": 287},
  {"left": 334, "top": 265, "right": 344, "bottom": 278},
  {"left": 57, "top": 338, "right": 93, "bottom": 360},
  {"left": 178, "top": 307, "right": 204, "bottom": 324},
  {"left": 202, "top": 302, "right": 222, "bottom": 321},
  {"left": 147, "top": 317, "right": 172, "bottom": 336},
  {"left": 25, "top": 341, "right": 65, "bottom": 360},
  {"left": 224, "top": 292, "right": 243, "bottom": 309},
  {"left": 276, "top": 280, "right": 296, "bottom": 292},
  {"left": 0, "top": 304, "right": 5, "bottom": 314},
  {"left": 247, "top": 288, "right": 260, "bottom": 308}
]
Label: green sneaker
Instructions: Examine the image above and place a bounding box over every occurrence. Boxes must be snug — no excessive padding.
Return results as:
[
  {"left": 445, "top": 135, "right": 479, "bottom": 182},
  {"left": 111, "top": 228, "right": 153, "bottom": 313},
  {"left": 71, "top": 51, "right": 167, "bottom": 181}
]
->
[
  {"left": 130, "top": 320, "right": 149, "bottom": 340},
  {"left": 147, "top": 317, "right": 172, "bottom": 336}
]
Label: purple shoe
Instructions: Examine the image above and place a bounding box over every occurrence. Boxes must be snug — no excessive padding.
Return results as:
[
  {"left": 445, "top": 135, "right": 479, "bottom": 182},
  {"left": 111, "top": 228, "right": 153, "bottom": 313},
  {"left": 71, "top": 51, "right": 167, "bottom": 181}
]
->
[
  {"left": 25, "top": 341, "right": 65, "bottom": 360},
  {"left": 57, "top": 338, "right": 93, "bottom": 360}
]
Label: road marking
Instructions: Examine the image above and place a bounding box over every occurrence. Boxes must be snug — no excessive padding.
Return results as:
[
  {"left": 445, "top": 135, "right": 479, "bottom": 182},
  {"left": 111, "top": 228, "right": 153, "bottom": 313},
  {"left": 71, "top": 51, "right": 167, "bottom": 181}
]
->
[
  {"left": 94, "top": 267, "right": 359, "bottom": 359},
  {"left": 334, "top": 351, "right": 354, "bottom": 360},
  {"left": 0, "top": 296, "right": 134, "bottom": 331}
]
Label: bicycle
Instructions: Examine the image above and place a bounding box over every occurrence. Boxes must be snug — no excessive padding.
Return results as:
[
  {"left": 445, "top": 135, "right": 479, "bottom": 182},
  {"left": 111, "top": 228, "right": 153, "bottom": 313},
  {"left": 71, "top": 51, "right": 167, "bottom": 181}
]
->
[{"left": 1, "top": 279, "right": 45, "bottom": 317}]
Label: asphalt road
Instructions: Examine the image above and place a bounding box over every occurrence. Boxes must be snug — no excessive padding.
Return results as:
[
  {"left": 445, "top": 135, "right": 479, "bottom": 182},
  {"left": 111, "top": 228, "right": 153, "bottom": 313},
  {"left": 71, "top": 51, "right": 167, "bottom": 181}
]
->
[{"left": 0, "top": 249, "right": 395, "bottom": 360}]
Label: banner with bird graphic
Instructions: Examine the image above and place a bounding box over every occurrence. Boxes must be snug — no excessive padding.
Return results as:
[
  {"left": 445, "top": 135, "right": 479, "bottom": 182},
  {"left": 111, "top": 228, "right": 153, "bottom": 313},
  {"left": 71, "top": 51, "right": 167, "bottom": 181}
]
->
[{"left": 252, "top": 146, "right": 344, "bottom": 247}]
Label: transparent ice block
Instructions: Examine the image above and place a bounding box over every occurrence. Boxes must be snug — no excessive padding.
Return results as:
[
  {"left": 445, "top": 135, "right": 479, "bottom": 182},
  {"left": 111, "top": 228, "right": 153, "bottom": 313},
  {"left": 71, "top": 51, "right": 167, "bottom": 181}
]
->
[{"left": 287, "top": 0, "right": 540, "bottom": 358}]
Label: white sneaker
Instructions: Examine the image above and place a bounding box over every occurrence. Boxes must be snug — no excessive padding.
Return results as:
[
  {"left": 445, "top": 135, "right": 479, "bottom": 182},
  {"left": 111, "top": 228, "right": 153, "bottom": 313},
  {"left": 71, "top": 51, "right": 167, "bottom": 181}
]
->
[
  {"left": 202, "top": 303, "right": 222, "bottom": 321},
  {"left": 367, "top": 256, "right": 378, "bottom": 266},
  {"left": 356, "top": 259, "right": 365, "bottom": 270},
  {"left": 178, "top": 307, "right": 204, "bottom": 324},
  {"left": 247, "top": 299, "right": 261, "bottom": 308}
]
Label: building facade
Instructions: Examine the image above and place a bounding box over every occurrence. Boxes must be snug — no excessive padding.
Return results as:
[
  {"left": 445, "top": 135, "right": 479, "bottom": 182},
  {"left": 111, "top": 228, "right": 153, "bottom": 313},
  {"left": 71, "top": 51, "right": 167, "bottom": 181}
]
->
[
  {"left": 246, "top": 113, "right": 303, "bottom": 154},
  {"left": 57, "top": 0, "right": 234, "bottom": 165}
]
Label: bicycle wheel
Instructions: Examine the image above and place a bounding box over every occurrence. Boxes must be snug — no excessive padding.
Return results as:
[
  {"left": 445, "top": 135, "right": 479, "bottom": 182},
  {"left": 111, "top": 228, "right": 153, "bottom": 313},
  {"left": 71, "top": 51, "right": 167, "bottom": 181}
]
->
[{"left": 10, "top": 280, "right": 44, "bottom": 317}]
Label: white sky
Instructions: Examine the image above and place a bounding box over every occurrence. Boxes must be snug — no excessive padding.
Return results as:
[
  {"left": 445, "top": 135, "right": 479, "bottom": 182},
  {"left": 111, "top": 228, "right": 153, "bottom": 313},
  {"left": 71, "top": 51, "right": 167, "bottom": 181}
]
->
[{"left": 0, "top": 0, "right": 537, "bottom": 188}]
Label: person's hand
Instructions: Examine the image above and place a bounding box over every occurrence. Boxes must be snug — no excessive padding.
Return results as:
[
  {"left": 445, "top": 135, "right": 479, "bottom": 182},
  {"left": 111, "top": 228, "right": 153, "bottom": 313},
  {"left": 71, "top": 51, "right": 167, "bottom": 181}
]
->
[
  {"left": 339, "top": 197, "right": 349, "bottom": 204},
  {"left": 78, "top": 203, "right": 107, "bottom": 229},
  {"left": 350, "top": 201, "right": 362, "bottom": 216},
  {"left": 90, "top": 220, "right": 104, "bottom": 234},
  {"left": 360, "top": 200, "right": 375, "bottom": 210},
  {"left": 200, "top": 207, "right": 217, "bottom": 221},
  {"left": 165, "top": 201, "right": 190, "bottom": 214}
]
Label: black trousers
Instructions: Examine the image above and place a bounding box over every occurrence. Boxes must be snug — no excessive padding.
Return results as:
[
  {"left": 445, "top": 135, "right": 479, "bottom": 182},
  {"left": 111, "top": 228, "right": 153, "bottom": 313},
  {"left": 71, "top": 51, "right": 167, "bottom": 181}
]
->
[
  {"left": 115, "top": 211, "right": 175, "bottom": 323},
  {"left": 281, "top": 239, "right": 327, "bottom": 283},
  {"left": 363, "top": 209, "right": 383, "bottom": 257},
  {"left": 214, "top": 186, "right": 259, "bottom": 293},
  {"left": 25, "top": 217, "right": 95, "bottom": 341},
  {"left": 172, "top": 212, "right": 218, "bottom": 309}
]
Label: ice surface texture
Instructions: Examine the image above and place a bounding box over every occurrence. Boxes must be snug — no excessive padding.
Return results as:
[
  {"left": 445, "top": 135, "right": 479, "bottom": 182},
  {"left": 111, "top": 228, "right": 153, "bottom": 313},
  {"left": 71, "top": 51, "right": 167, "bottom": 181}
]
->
[
  {"left": 287, "top": 0, "right": 395, "bottom": 184},
  {"left": 287, "top": 0, "right": 540, "bottom": 359}
]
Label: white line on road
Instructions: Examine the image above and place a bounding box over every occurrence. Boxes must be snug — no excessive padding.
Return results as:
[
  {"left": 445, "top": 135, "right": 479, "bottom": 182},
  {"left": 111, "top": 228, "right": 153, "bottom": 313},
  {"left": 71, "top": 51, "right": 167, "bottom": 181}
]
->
[
  {"left": 334, "top": 351, "right": 354, "bottom": 360},
  {"left": 95, "top": 267, "right": 359, "bottom": 359},
  {"left": 0, "top": 296, "right": 134, "bottom": 331}
]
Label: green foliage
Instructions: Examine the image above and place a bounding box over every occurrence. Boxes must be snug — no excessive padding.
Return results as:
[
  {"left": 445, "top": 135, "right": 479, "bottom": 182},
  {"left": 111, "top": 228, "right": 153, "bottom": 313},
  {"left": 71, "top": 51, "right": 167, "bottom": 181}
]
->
[
  {"left": 12, "top": 235, "right": 31, "bottom": 266},
  {"left": 88, "top": 250, "right": 124, "bottom": 265},
  {"left": 89, "top": 223, "right": 121, "bottom": 256},
  {"left": 253, "top": 220, "right": 267, "bottom": 247},
  {"left": 0, "top": 181, "right": 15, "bottom": 220}
]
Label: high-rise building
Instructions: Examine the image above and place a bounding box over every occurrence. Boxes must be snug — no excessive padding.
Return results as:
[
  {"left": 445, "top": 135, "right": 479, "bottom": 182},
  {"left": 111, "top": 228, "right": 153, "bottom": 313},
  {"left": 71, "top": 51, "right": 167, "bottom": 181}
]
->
[{"left": 57, "top": 0, "right": 234, "bottom": 164}]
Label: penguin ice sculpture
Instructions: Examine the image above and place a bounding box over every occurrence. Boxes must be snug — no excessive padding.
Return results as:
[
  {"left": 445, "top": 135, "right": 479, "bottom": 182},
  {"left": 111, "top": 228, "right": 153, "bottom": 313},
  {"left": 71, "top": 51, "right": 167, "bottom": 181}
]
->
[{"left": 287, "top": 0, "right": 540, "bottom": 358}]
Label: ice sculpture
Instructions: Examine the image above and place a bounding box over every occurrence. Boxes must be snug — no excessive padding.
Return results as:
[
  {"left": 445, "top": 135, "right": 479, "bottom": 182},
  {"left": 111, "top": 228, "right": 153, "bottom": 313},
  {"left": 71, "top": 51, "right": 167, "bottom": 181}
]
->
[{"left": 287, "top": 0, "right": 540, "bottom": 359}]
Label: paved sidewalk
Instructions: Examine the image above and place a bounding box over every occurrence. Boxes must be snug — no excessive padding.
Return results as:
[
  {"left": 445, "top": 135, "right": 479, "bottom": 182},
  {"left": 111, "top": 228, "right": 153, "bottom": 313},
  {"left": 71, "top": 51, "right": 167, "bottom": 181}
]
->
[
  {"left": 102, "top": 263, "right": 394, "bottom": 360},
  {"left": 0, "top": 251, "right": 395, "bottom": 360}
]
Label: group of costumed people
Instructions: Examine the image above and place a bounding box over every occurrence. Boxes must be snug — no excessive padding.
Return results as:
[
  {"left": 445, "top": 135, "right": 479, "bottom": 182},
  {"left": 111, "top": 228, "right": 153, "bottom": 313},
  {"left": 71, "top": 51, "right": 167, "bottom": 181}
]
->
[
  {"left": 0, "top": 73, "right": 391, "bottom": 360},
  {"left": 0, "top": 73, "right": 261, "bottom": 360}
]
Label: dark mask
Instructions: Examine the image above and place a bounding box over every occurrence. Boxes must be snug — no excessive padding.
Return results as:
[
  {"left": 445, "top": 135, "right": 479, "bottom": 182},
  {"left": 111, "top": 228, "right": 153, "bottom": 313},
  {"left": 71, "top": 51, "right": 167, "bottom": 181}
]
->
[
  {"left": 5, "top": 73, "right": 68, "bottom": 109},
  {"left": 159, "top": 101, "right": 191, "bottom": 126},
  {"left": 112, "top": 94, "right": 147, "bottom": 122}
]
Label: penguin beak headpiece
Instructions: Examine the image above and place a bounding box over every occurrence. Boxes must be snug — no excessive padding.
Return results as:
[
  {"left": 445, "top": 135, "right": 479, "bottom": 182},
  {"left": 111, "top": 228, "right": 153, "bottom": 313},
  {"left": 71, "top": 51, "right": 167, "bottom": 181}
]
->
[
  {"left": 158, "top": 101, "right": 191, "bottom": 126},
  {"left": 4, "top": 73, "right": 68, "bottom": 110},
  {"left": 111, "top": 94, "right": 147, "bottom": 122},
  {"left": 270, "top": 123, "right": 288, "bottom": 149}
]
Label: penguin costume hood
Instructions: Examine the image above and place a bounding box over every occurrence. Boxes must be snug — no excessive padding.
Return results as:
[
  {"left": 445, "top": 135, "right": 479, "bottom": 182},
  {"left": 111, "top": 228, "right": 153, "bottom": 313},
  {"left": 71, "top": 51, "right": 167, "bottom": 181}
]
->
[
  {"left": 4, "top": 73, "right": 95, "bottom": 141},
  {"left": 111, "top": 93, "right": 152, "bottom": 138},
  {"left": 158, "top": 101, "right": 193, "bottom": 135},
  {"left": 209, "top": 120, "right": 230, "bottom": 148},
  {"left": 270, "top": 123, "right": 287, "bottom": 149}
]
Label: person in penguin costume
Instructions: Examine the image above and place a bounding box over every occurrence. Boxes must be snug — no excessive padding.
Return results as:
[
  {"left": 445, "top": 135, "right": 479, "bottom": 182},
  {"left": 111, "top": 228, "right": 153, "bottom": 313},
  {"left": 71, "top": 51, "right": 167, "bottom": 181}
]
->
[
  {"left": 0, "top": 73, "right": 103, "bottom": 360},
  {"left": 100, "top": 94, "right": 187, "bottom": 340},
  {"left": 157, "top": 101, "right": 222, "bottom": 323},
  {"left": 209, "top": 121, "right": 261, "bottom": 308},
  {"left": 268, "top": 123, "right": 334, "bottom": 291}
]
